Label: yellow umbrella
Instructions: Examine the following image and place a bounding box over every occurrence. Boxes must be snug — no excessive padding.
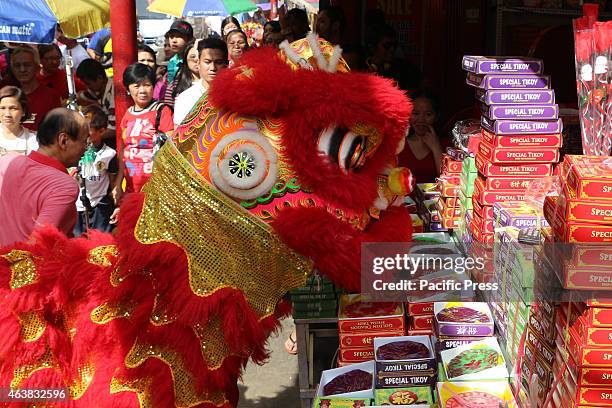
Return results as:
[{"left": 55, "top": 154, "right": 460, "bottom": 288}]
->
[
  {"left": 0, "top": 0, "right": 110, "bottom": 43},
  {"left": 46, "top": 0, "right": 110, "bottom": 38}
]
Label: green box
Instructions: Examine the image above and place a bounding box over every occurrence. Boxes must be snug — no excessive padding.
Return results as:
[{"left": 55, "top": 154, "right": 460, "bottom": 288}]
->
[
  {"left": 293, "top": 309, "right": 337, "bottom": 319},
  {"left": 292, "top": 292, "right": 336, "bottom": 301},
  {"left": 374, "top": 387, "right": 433, "bottom": 406},
  {"left": 461, "top": 156, "right": 477, "bottom": 175},
  {"left": 293, "top": 299, "right": 337, "bottom": 312},
  {"left": 290, "top": 282, "right": 336, "bottom": 294}
]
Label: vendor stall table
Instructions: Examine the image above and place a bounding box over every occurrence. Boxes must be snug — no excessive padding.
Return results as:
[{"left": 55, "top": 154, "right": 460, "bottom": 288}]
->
[{"left": 294, "top": 317, "right": 339, "bottom": 408}]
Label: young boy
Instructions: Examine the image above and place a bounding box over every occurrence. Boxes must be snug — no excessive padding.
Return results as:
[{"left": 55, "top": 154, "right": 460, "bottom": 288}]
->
[{"left": 73, "top": 105, "right": 118, "bottom": 237}]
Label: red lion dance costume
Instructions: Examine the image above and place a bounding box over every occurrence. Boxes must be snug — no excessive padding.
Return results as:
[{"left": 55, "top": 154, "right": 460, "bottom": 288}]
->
[{"left": 0, "top": 37, "right": 413, "bottom": 407}]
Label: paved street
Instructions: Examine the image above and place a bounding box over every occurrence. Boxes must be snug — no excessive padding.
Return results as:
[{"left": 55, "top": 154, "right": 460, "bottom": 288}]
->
[{"left": 237, "top": 318, "right": 300, "bottom": 407}]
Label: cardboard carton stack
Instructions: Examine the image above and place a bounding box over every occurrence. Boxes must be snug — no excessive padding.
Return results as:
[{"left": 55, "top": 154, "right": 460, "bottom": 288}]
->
[
  {"left": 337, "top": 294, "right": 405, "bottom": 365},
  {"left": 492, "top": 201, "right": 550, "bottom": 367},
  {"left": 542, "top": 155, "right": 612, "bottom": 291},
  {"left": 416, "top": 183, "right": 445, "bottom": 232},
  {"left": 548, "top": 300, "right": 612, "bottom": 408},
  {"left": 407, "top": 302, "right": 434, "bottom": 336},
  {"left": 291, "top": 275, "right": 339, "bottom": 319},
  {"left": 462, "top": 55, "right": 563, "bottom": 245},
  {"left": 436, "top": 150, "right": 463, "bottom": 230}
]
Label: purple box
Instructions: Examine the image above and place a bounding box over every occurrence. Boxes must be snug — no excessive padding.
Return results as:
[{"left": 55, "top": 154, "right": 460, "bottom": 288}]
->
[
  {"left": 467, "top": 73, "right": 550, "bottom": 90},
  {"left": 462, "top": 56, "right": 544, "bottom": 75},
  {"left": 482, "top": 104, "right": 559, "bottom": 120},
  {"left": 476, "top": 89, "right": 555, "bottom": 105},
  {"left": 493, "top": 202, "right": 550, "bottom": 229},
  {"left": 433, "top": 302, "right": 495, "bottom": 337},
  {"left": 481, "top": 116, "right": 563, "bottom": 135}
]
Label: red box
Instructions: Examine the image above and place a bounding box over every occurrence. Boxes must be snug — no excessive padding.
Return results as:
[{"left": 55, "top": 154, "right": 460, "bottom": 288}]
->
[
  {"left": 407, "top": 302, "right": 433, "bottom": 316},
  {"left": 338, "top": 295, "right": 406, "bottom": 334},
  {"left": 581, "top": 306, "right": 612, "bottom": 328},
  {"left": 556, "top": 183, "right": 612, "bottom": 225},
  {"left": 339, "top": 346, "right": 374, "bottom": 363},
  {"left": 406, "top": 328, "right": 434, "bottom": 335},
  {"left": 442, "top": 154, "right": 462, "bottom": 174},
  {"left": 526, "top": 326, "right": 555, "bottom": 367},
  {"left": 481, "top": 129, "right": 563, "bottom": 148},
  {"left": 472, "top": 210, "right": 494, "bottom": 234},
  {"left": 438, "top": 176, "right": 461, "bottom": 197},
  {"left": 575, "top": 318, "right": 612, "bottom": 347},
  {"left": 441, "top": 217, "right": 459, "bottom": 229},
  {"left": 476, "top": 152, "right": 553, "bottom": 177},
  {"left": 556, "top": 320, "right": 612, "bottom": 367},
  {"left": 409, "top": 315, "right": 434, "bottom": 330},
  {"left": 478, "top": 140, "right": 560, "bottom": 163},
  {"left": 470, "top": 222, "right": 494, "bottom": 244},
  {"left": 474, "top": 177, "right": 527, "bottom": 205},
  {"left": 435, "top": 198, "right": 461, "bottom": 219},
  {"left": 480, "top": 175, "right": 540, "bottom": 190},
  {"left": 556, "top": 344, "right": 612, "bottom": 387},
  {"left": 557, "top": 223, "right": 612, "bottom": 244},
  {"left": 472, "top": 196, "right": 495, "bottom": 220},
  {"left": 564, "top": 155, "right": 612, "bottom": 201},
  {"left": 339, "top": 332, "right": 402, "bottom": 349}
]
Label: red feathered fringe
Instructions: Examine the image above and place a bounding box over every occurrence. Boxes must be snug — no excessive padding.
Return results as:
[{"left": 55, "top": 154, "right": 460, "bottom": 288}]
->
[{"left": 272, "top": 206, "right": 412, "bottom": 292}]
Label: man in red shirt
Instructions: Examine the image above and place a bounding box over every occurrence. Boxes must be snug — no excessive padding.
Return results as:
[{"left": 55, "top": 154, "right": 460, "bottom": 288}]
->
[
  {"left": 0, "top": 108, "right": 88, "bottom": 246},
  {"left": 10, "top": 46, "right": 62, "bottom": 131}
]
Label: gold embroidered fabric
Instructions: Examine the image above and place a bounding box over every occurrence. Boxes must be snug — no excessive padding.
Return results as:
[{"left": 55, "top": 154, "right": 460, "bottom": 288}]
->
[
  {"left": 18, "top": 311, "right": 46, "bottom": 342},
  {"left": 125, "top": 340, "right": 228, "bottom": 407},
  {"left": 135, "top": 142, "right": 311, "bottom": 320},
  {"left": 3, "top": 250, "right": 38, "bottom": 289},
  {"left": 87, "top": 245, "right": 118, "bottom": 267},
  {"left": 150, "top": 294, "right": 176, "bottom": 326}
]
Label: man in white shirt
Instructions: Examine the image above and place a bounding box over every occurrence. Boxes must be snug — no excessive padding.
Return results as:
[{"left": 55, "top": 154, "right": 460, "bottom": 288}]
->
[{"left": 173, "top": 38, "right": 229, "bottom": 126}]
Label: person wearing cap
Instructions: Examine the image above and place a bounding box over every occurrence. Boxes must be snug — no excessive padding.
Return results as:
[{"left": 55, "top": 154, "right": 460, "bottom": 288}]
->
[{"left": 158, "top": 20, "right": 194, "bottom": 107}]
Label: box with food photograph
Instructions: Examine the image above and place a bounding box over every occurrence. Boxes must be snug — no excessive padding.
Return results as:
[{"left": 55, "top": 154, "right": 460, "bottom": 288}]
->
[
  {"left": 434, "top": 302, "right": 495, "bottom": 337},
  {"left": 338, "top": 294, "right": 405, "bottom": 334},
  {"left": 373, "top": 387, "right": 434, "bottom": 407},
  {"left": 440, "top": 337, "right": 509, "bottom": 382},
  {"left": 373, "top": 336, "right": 436, "bottom": 380},
  {"left": 316, "top": 360, "right": 375, "bottom": 399},
  {"left": 436, "top": 381, "right": 518, "bottom": 408}
]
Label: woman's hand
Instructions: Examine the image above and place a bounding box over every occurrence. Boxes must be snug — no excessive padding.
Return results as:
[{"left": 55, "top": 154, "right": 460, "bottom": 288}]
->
[
  {"left": 420, "top": 125, "right": 443, "bottom": 154},
  {"left": 420, "top": 125, "right": 444, "bottom": 174}
]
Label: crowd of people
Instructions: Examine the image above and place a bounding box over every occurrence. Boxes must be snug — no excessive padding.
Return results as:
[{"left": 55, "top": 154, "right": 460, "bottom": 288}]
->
[{"left": 0, "top": 5, "right": 445, "bottom": 251}]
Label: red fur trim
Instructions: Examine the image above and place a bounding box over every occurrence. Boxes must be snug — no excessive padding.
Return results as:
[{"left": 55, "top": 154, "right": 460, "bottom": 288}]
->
[{"left": 272, "top": 206, "right": 412, "bottom": 292}]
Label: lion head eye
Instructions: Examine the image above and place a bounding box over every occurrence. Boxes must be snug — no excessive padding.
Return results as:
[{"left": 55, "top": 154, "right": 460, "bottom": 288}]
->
[{"left": 317, "top": 126, "right": 368, "bottom": 174}]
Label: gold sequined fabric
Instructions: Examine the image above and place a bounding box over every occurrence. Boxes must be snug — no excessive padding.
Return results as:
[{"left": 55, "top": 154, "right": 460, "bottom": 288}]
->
[
  {"left": 110, "top": 376, "right": 154, "bottom": 408},
  {"left": 11, "top": 348, "right": 55, "bottom": 388},
  {"left": 193, "top": 318, "right": 232, "bottom": 371},
  {"left": 2, "top": 249, "right": 38, "bottom": 289},
  {"left": 18, "top": 311, "right": 46, "bottom": 342},
  {"left": 125, "top": 340, "right": 228, "bottom": 407},
  {"left": 135, "top": 142, "right": 311, "bottom": 321},
  {"left": 87, "top": 245, "right": 118, "bottom": 267},
  {"left": 90, "top": 302, "right": 134, "bottom": 324},
  {"left": 68, "top": 363, "right": 95, "bottom": 400}
]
